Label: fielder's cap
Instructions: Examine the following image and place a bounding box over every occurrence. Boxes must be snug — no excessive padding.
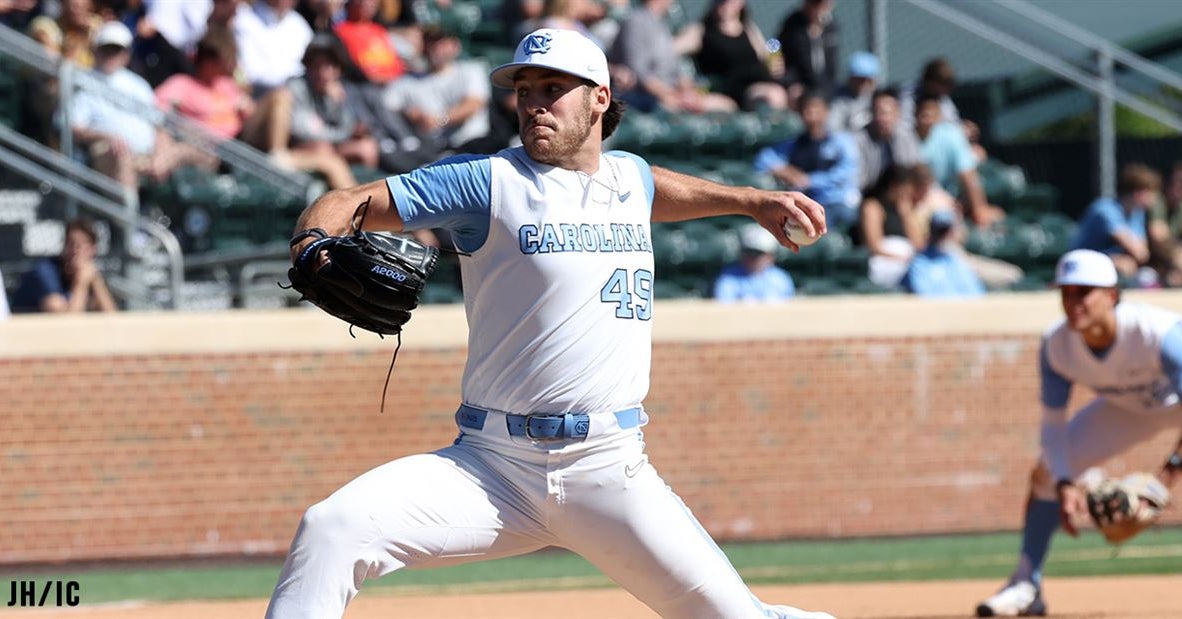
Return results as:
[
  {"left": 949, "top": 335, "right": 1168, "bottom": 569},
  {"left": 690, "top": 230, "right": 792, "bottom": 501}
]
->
[
  {"left": 1053, "top": 249, "right": 1119, "bottom": 287},
  {"left": 738, "top": 223, "right": 779, "bottom": 254},
  {"left": 93, "top": 21, "right": 133, "bottom": 49},
  {"left": 848, "top": 51, "right": 880, "bottom": 79},
  {"left": 491, "top": 28, "right": 609, "bottom": 89}
]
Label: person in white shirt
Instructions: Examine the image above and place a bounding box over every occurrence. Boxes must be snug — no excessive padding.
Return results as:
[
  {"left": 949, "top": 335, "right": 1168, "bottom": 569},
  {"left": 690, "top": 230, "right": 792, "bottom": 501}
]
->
[{"left": 233, "top": 0, "right": 314, "bottom": 95}]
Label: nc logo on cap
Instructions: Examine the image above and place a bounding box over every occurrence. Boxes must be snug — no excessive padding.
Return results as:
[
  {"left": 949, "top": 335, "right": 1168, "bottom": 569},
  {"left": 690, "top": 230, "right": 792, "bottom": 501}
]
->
[
  {"left": 1062, "top": 260, "right": 1077, "bottom": 274},
  {"left": 523, "top": 32, "right": 552, "bottom": 56}
]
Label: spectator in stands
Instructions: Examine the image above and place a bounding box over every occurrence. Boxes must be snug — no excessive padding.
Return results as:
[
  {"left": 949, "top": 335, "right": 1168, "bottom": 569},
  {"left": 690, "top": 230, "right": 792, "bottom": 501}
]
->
[
  {"left": 59, "top": 0, "right": 103, "bottom": 68},
  {"left": 0, "top": 0, "right": 38, "bottom": 30},
  {"left": 253, "top": 32, "right": 375, "bottom": 188},
  {"left": 334, "top": 0, "right": 404, "bottom": 83},
  {"left": 70, "top": 21, "right": 217, "bottom": 190},
  {"left": 11, "top": 218, "right": 117, "bottom": 313},
  {"left": 384, "top": 24, "right": 490, "bottom": 152},
  {"left": 27, "top": 15, "right": 63, "bottom": 57},
  {"left": 608, "top": 0, "right": 736, "bottom": 114},
  {"left": 1147, "top": 160, "right": 1182, "bottom": 287},
  {"left": 901, "top": 209, "right": 985, "bottom": 298},
  {"left": 854, "top": 88, "right": 922, "bottom": 196},
  {"left": 23, "top": 16, "right": 64, "bottom": 146},
  {"left": 300, "top": 0, "right": 346, "bottom": 32},
  {"left": 233, "top": 0, "right": 314, "bottom": 95},
  {"left": 828, "top": 51, "right": 879, "bottom": 133},
  {"left": 900, "top": 56, "right": 960, "bottom": 128},
  {"left": 911, "top": 163, "right": 1022, "bottom": 289},
  {"left": 714, "top": 222, "right": 795, "bottom": 302},
  {"left": 156, "top": 26, "right": 261, "bottom": 148},
  {"left": 776, "top": 0, "right": 838, "bottom": 98},
  {"left": 753, "top": 91, "right": 859, "bottom": 231},
  {"left": 900, "top": 56, "right": 989, "bottom": 162},
  {"left": 858, "top": 164, "right": 924, "bottom": 289},
  {"left": 501, "top": 0, "right": 543, "bottom": 45},
  {"left": 208, "top": 0, "right": 241, "bottom": 31},
  {"left": 132, "top": 0, "right": 213, "bottom": 87},
  {"left": 913, "top": 92, "right": 1002, "bottom": 227},
  {"left": 693, "top": 0, "right": 789, "bottom": 112},
  {"left": 1072, "top": 162, "right": 1159, "bottom": 281},
  {"left": 518, "top": 0, "right": 602, "bottom": 47}
]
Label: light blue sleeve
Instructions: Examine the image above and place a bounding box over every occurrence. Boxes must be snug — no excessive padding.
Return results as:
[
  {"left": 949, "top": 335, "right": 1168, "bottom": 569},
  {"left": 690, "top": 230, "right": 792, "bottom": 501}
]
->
[
  {"left": 1159, "top": 322, "right": 1182, "bottom": 395},
  {"left": 779, "top": 269, "right": 796, "bottom": 298},
  {"left": 946, "top": 124, "right": 977, "bottom": 174},
  {"left": 713, "top": 272, "right": 741, "bottom": 303},
  {"left": 387, "top": 154, "right": 493, "bottom": 253},
  {"left": 806, "top": 133, "right": 859, "bottom": 195},
  {"left": 1095, "top": 198, "right": 1130, "bottom": 236},
  {"left": 954, "top": 255, "right": 985, "bottom": 296},
  {"left": 607, "top": 150, "right": 654, "bottom": 213},
  {"left": 1040, "top": 340, "right": 1072, "bottom": 408},
  {"left": 753, "top": 140, "right": 792, "bottom": 174}
]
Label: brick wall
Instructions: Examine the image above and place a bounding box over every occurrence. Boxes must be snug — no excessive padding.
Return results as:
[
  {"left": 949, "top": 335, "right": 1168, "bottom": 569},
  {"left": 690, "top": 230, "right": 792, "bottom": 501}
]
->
[{"left": 3, "top": 294, "right": 1181, "bottom": 564}]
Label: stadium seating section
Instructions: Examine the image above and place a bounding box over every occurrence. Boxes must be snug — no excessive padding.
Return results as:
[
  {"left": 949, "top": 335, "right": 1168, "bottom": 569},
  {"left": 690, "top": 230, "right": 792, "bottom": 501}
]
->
[{"left": 0, "top": 0, "right": 1080, "bottom": 307}]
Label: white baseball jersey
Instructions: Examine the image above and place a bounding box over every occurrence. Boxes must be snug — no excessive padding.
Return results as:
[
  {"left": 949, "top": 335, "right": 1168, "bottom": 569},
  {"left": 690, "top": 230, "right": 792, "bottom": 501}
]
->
[
  {"left": 269, "top": 147, "right": 835, "bottom": 619},
  {"left": 1042, "top": 303, "right": 1182, "bottom": 414},
  {"left": 1039, "top": 302, "right": 1182, "bottom": 480},
  {"left": 387, "top": 147, "right": 656, "bottom": 415}
]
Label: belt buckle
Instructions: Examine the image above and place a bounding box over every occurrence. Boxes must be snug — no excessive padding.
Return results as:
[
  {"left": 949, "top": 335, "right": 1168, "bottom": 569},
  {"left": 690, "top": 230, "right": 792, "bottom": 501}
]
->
[
  {"left": 523, "top": 413, "right": 561, "bottom": 441},
  {"left": 522, "top": 413, "right": 590, "bottom": 441}
]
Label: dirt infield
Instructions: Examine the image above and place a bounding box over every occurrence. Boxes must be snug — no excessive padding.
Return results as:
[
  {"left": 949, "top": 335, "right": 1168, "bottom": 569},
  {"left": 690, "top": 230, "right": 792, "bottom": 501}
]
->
[{"left": 9, "top": 574, "right": 1182, "bottom": 618}]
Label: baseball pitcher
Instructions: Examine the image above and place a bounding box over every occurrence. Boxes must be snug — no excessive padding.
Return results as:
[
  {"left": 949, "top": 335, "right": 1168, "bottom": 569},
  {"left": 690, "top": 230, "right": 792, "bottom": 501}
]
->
[{"left": 269, "top": 28, "right": 834, "bottom": 619}]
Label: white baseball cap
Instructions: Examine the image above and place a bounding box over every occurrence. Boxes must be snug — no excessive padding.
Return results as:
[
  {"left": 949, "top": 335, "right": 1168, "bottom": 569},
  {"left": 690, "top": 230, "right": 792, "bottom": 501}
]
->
[
  {"left": 1053, "top": 249, "right": 1119, "bottom": 287},
  {"left": 491, "top": 28, "right": 610, "bottom": 89},
  {"left": 93, "top": 21, "right": 133, "bottom": 49}
]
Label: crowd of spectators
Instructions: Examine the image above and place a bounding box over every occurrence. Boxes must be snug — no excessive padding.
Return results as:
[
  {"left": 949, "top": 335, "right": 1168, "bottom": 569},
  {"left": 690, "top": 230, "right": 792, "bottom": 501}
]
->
[{"left": 2, "top": 0, "right": 1181, "bottom": 310}]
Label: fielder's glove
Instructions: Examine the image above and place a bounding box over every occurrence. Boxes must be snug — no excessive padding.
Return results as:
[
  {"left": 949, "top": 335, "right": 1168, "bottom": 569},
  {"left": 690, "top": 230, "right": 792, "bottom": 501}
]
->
[
  {"left": 287, "top": 227, "right": 439, "bottom": 336},
  {"left": 1085, "top": 472, "right": 1171, "bottom": 544}
]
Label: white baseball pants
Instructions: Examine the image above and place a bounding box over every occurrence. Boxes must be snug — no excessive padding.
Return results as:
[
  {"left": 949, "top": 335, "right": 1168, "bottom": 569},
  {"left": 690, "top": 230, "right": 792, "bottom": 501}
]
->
[{"left": 265, "top": 409, "right": 796, "bottom": 618}]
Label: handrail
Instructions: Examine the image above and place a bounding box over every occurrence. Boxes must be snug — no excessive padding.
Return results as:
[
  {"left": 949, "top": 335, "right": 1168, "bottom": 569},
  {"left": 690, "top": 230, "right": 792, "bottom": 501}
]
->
[
  {"left": 904, "top": 0, "right": 1182, "bottom": 197},
  {"left": 992, "top": 0, "right": 1182, "bottom": 96},
  {"left": 0, "top": 18, "right": 58, "bottom": 74},
  {"left": 907, "top": 0, "right": 1182, "bottom": 133},
  {"left": 0, "top": 22, "right": 314, "bottom": 203},
  {"left": 0, "top": 135, "right": 185, "bottom": 308}
]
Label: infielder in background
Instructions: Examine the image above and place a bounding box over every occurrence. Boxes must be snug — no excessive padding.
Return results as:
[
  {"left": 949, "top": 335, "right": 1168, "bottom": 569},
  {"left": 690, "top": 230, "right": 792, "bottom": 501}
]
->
[
  {"left": 976, "top": 249, "right": 1182, "bottom": 617},
  {"left": 269, "top": 28, "right": 835, "bottom": 619}
]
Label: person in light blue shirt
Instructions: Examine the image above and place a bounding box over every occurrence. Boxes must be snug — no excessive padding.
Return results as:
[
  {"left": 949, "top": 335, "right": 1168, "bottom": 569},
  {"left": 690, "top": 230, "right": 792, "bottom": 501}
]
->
[
  {"left": 912, "top": 93, "right": 1000, "bottom": 227},
  {"left": 1072, "top": 163, "right": 1159, "bottom": 280},
  {"left": 714, "top": 223, "right": 795, "bottom": 302},
  {"left": 754, "top": 92, "right": 860, "bottom": 231},
  {"left": 902, "top": 209, "right": 985, "bottom": 298}
]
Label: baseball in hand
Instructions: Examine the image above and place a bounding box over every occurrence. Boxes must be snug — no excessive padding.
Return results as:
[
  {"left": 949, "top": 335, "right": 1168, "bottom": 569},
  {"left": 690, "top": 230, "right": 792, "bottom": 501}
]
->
[{"left": 784, "top": 220, "right": 821, "bottom": 247}]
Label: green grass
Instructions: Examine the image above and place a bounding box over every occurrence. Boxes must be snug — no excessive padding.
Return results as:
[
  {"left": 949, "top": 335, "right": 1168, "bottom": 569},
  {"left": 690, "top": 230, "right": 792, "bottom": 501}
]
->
[{"left": 5, "top": 528, "right": 1182, "bottom": 604}]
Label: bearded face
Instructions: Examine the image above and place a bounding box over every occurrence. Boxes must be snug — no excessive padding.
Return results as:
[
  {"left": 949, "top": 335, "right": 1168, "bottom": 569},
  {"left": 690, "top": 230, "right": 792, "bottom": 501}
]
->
[{"left": 514, "top": 69, "right": 601, "bottom": 167}]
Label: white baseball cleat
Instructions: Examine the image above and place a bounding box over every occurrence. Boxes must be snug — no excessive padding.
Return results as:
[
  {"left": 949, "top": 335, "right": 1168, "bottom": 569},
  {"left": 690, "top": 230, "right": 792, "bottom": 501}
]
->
[
  {"left": 767, "top": 604, "right": 837, "bottom": 619},
  {"left": 975, "top": 580, "right": 1047, "bottom": 617}
]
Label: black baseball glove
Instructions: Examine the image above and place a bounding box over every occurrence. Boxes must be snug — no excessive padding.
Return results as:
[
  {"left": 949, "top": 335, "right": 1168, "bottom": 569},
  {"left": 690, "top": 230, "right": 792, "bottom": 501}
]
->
[{"left": 287, "top": 227, "right": 439, "bottom": 335}]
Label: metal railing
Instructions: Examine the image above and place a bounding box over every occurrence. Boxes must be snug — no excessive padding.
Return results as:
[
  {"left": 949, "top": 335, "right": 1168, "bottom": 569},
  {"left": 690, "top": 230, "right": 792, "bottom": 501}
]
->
[
  {"left": 900, "top": 0, "right": 1182, "bottom": 197},
  {"left": 0, "top": 123, "right": 185, "bottom": 307}
]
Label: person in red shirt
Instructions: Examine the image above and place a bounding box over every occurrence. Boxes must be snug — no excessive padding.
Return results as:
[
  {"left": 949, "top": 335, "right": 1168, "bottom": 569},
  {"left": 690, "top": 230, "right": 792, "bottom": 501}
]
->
[{"left": 334, "top": 0, "right": 404, "bottom": 85}]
